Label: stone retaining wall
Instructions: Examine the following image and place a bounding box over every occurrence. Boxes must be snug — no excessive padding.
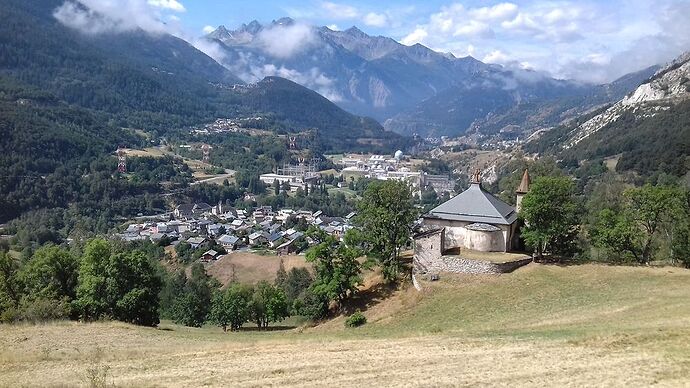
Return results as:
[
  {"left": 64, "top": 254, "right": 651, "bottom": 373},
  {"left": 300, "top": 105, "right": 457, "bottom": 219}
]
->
[{"left": 414, "top": 252, "right": 531, "bottom": 275}]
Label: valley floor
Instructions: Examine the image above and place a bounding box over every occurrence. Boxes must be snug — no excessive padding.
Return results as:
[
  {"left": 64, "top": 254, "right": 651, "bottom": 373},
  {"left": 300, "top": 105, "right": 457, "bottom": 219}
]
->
[{"left": 1, "top": 264, "right": 689, "bottom": 387}]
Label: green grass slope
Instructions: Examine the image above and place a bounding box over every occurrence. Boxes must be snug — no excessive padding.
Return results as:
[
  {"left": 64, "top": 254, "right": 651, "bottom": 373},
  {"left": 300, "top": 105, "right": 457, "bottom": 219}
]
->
[{"left": 1, "top": 264, "right": 688, "bottom": 386}]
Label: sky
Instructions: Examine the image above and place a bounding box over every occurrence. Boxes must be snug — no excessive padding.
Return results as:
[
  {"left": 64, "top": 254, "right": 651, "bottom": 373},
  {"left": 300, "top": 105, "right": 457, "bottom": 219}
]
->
[{"left": 53, "top": 0, "right": 690, "bottom": 83}]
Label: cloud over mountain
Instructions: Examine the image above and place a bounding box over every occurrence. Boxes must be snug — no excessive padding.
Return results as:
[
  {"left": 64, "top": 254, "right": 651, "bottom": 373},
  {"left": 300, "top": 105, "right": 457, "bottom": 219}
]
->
[{"left": 256, "top": 23, "right": 317, "bottom": 58}]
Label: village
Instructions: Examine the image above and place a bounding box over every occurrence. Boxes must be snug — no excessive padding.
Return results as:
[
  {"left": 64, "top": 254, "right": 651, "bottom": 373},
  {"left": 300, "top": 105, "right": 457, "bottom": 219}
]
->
[
  {"left": 112, "top": 149, "right": 454, "bottom": 265},
  {"left": 116, "top": 201, "right": 356, "bottom": 262}
]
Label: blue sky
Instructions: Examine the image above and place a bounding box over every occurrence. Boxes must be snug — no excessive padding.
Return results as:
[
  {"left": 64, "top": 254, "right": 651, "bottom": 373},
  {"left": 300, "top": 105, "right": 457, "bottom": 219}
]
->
[{"left": 56, "top": 0, "right": 690, "bottom": 83}]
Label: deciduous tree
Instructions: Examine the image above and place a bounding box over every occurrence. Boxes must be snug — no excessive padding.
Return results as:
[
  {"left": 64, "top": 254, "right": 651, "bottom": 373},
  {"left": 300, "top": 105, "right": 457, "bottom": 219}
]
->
[
  {"left": 305, "top": 229, "right": 361, "bottom": 311},
  {"left": 209, "top": 283, "right": 253, "bottom": 332},
  {"left": 520, "top": 177, "right": 580, "bottom": 259},
  {"left": 354, "top": 180, "right": 417, "bottom": 282}
]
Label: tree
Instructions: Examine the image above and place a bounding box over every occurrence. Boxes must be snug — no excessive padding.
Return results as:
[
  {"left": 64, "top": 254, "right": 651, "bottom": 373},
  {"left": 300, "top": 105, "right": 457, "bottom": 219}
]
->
[
  {"left": 671, "top": 222, "right": 690, "bottom": 268},
  {"left": 250, "top": 281, "right": 289, "bottom": 329},
  {"left": 592, "top": 185, "right": 683, "bottom": 265},
  {"left": 159, "top": 270, "right": 187, "bottom": 319},
  {"left": 590, "top": 209, "right": 642, "bottom": 263},
  {"left": 275, "top": 259, "right": 287, "bottom": 289},
  {"left": 209, "top": 283, "right": 253, "bottom": 332},
  {"left": 282, "top": 267, "right": 313, "bottom": 305},
  {"left": 74, "top": 239, "right": 162, "bottom": 326},
  {"left": 171, "top": 263, "right": 217, "bottom": 327},
  {"left": 354, "top": 180, "right": 418, "bottom": 282},
  {"left": 623, "top": 185, "right": 683, "bottom": 265},
  {"left": 306, "top": 229, "right": 361, "bottom": 310},
  {"left": 21, "top": 245, "right": 79, "bottom": 302},
  {"left": 74, "top": 239, "right": 112, "bottom": 321},
  {"left": 520, "top": 177, "right": 580, "bottom": 259},
  {"left": 273, "top": 180, "right": 280, "bottom": 196},
  {"left": 106, "top": 251, "right": 162, "bottom": 326},
  {"left": 0, "top": 251, "right": 21, "bottom": 314}
]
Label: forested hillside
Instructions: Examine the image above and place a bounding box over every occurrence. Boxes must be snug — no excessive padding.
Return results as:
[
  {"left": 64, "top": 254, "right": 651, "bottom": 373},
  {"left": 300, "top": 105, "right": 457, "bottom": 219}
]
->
[
  {"left": 525, "top": 99, "right": 690, "bottom": 177},
  {"left": 237, "top": 77, "right": 405, "bottom": 152},
  {"left": 0, "top": 0, "right": 397, "bottom": 145},
  {"left": 525, "top": 53, "right": 690, "bottom": 178},
  {"left": 0, "top": 0, "right": 244, "bottom": 130}
]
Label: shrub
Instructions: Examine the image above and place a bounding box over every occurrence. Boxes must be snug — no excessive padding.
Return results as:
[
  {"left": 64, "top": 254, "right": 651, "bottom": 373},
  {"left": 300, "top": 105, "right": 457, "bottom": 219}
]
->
[
  {"left": 0, "top": 307, "right": 19, "bottom": 323},
  {"left": 295, "top": 288, "right": 329, "bottom": 321},
  {"left": 19, "top": 297, "right": 71, "bottom": 323},
  {"left": 345, "top": 311, "right": 366, "bottom": 328}
]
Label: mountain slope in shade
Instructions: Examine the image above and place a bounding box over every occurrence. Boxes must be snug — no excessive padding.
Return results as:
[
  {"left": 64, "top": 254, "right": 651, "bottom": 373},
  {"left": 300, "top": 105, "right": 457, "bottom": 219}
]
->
[
  {"left": 1, "top": 0, "right": 243, "bottom": 126},
  {"left": 204, "top": 22, "right": 520, "bottom": 119},
  {"left": 427, "top": 64, "right": 661, "bottom": 140},
  {"left": 525, "top": 52, "right": 690, "bottom": 177},
  {"left": 0, "top": 0, "right": 396, "bottom": 152},
  {"left": 230, "top": 77, "right": 406, "bottom": 152}
]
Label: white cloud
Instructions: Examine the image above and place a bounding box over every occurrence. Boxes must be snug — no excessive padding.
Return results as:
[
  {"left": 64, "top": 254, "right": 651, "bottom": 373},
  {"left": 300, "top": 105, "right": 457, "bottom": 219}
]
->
[
  {"left": 397, "top": 1, "right": 690, "bottom": 83},
  {"left": 363, "top": 12, "right": 388, "bottom": 28},
  {"left": 401, "top": 28, "right": 428, "bottom": 46},
  {"left": 202, "top": 25, "right": 215, "bottom": 34},
  {"left": 317, "top": 2, "right": 401, "bottom": 30},
  {"left": 469, "top": 3, "right": 518, "bottom": 21},
  {"left": 482, "top": 50, "right": 511, "bottom": 64},
  {"left": 53, "top": 0, "right": 186, "bottom": 35},
  {"left": 54, "top": 1, "right": 165, "bottom": 34},
  {"left": 227, "top": 57, "right": 343, "bottom": 102},
  {"left": 326, "top": 24, "right": 340, "bottom": 31},
  {"left": 147, "top": 0, "right": 185, "bottom": 12},
  {"left": 320, "top": 2, "right": 359, "bottom": 19},
  {"left": 192, "top": 38, "right": 227, "bottom": 63},
  {"left": 454, "top": 20, "right": 493, "bottom": 39},
  {"left": 256, "top": 23, "right": 317, "bottom": 58}
]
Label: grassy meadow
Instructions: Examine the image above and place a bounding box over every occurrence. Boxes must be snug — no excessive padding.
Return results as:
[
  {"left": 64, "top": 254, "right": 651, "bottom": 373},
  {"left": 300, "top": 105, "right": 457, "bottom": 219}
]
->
[{"left": 1, "top": 263, "right": 689, "bottom": 387}]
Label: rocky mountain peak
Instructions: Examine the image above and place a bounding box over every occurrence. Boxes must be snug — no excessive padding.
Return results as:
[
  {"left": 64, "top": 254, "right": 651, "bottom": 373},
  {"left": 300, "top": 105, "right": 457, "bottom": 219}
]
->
[
  {"left": 622, "top": 51, "right": 690, "bottom": 106},
  {"left": 344, "top": 26, "right": 366, "bottom": 37},
  {"left": 242, "top": 20, "right": 263, "bottom": 34},
  {"left": 272, "top": 17, "right": 295, "bottom": 26}
]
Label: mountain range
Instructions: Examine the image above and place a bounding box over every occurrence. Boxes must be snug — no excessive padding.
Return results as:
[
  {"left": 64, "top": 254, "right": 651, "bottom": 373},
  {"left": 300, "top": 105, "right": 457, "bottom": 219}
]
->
[
  {"left": 0, "top": 0, "right": 399, "bottom": 153},
  {"left": 204, "top": 18, "right": 657, "bottom": 138}
]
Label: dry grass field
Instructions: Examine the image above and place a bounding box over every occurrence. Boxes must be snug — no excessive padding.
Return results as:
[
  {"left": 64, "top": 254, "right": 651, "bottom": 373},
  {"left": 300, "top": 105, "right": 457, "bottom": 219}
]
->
[
  {"left": 1, "top": 264, "right": 689, "bottom": 387},
  {"left": 205, "top": 252, "right": 310, "bottom": 285}
]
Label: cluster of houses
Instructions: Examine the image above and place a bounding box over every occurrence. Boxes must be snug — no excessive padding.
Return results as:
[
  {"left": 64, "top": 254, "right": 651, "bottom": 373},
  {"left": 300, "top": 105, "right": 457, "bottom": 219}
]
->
[
  {"left": 190, "top": 117, "right": 265, "bottom": 135},
  {"left": 116, "top": 201, "right": 356, "bottom": 261},
  {"left": 338, "top": 152, "right": 454, "bottom": 194}
]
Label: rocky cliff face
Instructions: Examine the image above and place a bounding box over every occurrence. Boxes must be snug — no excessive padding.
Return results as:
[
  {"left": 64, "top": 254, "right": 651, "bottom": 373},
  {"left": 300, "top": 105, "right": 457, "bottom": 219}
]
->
[{"left": 561, "top": 52, "right": 690, "bottom": 149}]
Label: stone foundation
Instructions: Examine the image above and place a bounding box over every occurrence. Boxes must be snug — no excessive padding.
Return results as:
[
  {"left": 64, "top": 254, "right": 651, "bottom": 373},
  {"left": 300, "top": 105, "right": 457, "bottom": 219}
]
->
[{"left": 415, "top": 255, "right": 532, "bottom": 275}]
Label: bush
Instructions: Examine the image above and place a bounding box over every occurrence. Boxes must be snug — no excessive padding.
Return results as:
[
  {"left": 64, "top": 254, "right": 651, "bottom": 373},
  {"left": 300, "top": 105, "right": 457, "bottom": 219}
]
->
[
  {"left": 19, "top": 297, "right": 71, "bottom": 323},
  {"left": 345, "top": 311, "right": 366, "bottom": 328},
  {"left": 295, "top": 288, "right": 328, "bottom": 321},
  {"left": 0, "top": 307, "right": 19, "bottom": 323}
]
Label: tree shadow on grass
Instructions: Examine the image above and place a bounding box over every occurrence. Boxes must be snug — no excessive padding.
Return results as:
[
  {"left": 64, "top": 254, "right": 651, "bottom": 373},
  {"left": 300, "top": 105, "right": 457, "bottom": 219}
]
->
[
  {"left": 533, "top": 255, "right": 590, "bottom": 267},
  {"left": 341, "top": 281, "right": 399, "bottom": 316},
  {"left": 239, "top": 325, "right": 297, "bottom": 332}
]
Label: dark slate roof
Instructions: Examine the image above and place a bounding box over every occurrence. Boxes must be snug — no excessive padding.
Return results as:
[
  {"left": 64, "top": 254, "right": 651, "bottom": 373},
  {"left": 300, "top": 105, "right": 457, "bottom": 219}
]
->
[
  {"left": 176, "top": 203, "right": 195, "bottom": 213},
  {"left": 218, "top": 234, "right": 239, "bottom": 245},
  {"left": 424, "top": 183, "right": 517, "bottom": 225}
]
